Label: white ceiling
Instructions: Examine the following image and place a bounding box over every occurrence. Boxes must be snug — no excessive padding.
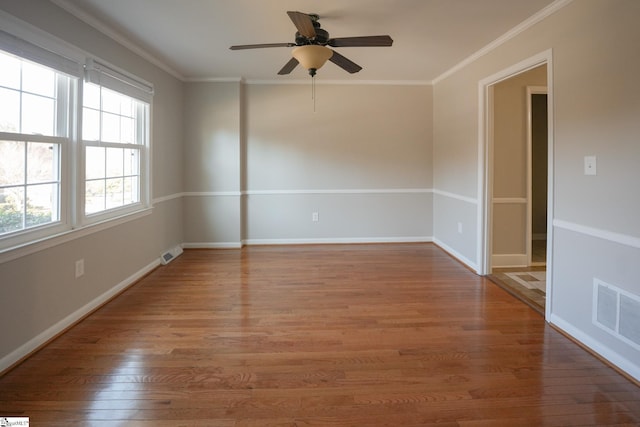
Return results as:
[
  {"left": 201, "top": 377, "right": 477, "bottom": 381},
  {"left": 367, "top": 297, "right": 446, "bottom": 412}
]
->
[{"left": 52, "top": 0, "right": 556, "bottom": 83}]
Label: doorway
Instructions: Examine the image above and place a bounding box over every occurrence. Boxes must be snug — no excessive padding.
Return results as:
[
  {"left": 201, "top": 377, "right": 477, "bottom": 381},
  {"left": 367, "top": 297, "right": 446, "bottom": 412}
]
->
[{"left": 478, "top": 52, "right": 553, "bottom": 318}]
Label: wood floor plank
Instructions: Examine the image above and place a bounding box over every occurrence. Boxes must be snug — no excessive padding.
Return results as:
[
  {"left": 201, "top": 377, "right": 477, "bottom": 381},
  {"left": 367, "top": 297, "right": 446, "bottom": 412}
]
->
[{"left": 0, "top": 243, "right": 638, "bottom": 426}]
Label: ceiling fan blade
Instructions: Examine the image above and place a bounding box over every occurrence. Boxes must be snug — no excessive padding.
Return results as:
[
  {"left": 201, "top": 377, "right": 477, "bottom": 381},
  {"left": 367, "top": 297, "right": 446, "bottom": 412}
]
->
[
  {"left": 278, "top": 57, "right": 299, "bottom": 75},
  {"left": 328, "top": 35, "right": 393, "bottom": 48},
  {"left": 329, "top": 50, "right": 362, "bottom": 74},
  {"left": 230, "top": 43, "right": 295, "bottom": 50},
  {"left": 287, "top": 11, "right": 316, "bottom": 38}
]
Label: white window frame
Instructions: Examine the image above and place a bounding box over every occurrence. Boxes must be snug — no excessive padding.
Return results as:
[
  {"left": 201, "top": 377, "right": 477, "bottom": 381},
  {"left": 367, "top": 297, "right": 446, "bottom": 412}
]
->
[
  {"left": 0, "top": 13, "right": 153, "bottom": 258},
  {"left": 0, "top": 29, "right": 79, "bottom": 250},
  {"left": 80, "top": 59, "right": 153, "bottom": 225}
]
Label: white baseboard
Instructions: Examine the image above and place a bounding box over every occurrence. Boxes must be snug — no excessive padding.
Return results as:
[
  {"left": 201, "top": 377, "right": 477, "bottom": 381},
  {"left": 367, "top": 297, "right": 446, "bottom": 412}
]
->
[
  {"left": 432, "top": 238, "right": 479, "bottom": 273},
  {"left": 0, "top": 258, "right": 160, "bottom": 374},
  {"left": 182, "top": 242, "right": 243, "bottom": 249},
  {"left": 243, "top": 236, "right": 433, "bottom": 246},
  {"left": 492, "top": 253, "right": 527, "bottom": 268},
  {"left": 548, "top": 313, "right": 640, "bottom": 383}
]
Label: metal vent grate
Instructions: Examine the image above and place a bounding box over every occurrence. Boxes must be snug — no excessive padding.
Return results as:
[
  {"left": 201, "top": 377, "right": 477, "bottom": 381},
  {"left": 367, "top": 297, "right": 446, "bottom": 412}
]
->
[{"left": 593, "top": 279, "right": 640, "bottom": 350}]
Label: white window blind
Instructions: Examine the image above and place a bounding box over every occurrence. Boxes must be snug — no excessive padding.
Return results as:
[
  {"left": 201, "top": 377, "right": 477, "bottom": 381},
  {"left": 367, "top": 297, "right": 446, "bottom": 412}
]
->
[
  {"left": 0, "top": 29, "right": 82, "bottom": 78},
  {"left": 84, "top": 58, "right": 154, "bottom": 103}
]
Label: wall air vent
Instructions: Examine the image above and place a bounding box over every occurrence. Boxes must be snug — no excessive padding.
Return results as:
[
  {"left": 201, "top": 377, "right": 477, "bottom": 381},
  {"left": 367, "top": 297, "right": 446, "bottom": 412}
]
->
[
  {"left": 593, "top": 278, "right": 640, "bottom": 350},
  {"left": 160, "top": 245, "right": 183, "bottom": 265}
]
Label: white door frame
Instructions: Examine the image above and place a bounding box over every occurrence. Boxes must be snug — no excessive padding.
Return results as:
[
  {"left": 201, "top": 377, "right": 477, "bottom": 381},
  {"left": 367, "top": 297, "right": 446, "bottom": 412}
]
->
[{"left": 477, "top": 49, "right": 554, "bottom": 320}]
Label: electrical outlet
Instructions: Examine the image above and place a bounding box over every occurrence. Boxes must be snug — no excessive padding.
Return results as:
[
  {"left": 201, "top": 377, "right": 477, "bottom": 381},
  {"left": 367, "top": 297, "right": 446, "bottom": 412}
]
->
[
  {"left": 584, "top": 155, "right": 597, "bottom": 175},
  {"left": 457, "top": 222, "right": 463, "bottom": 234},
  {"left": 312, "top": 212, "right": 319, "bottom": 222},
  {"left": 75, "top": 259, "right": 84, "bottom": 278}
]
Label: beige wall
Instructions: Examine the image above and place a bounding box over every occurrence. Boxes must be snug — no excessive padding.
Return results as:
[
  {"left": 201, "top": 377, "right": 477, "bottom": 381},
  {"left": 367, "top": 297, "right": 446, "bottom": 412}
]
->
[
  {"left": 183, "top": 82, "right": 242, "bottom": 246},
  {"left": 0, "top": 0, "right": 185, "bottom": 369},
  {"left": 434, "top": 0, "right": 640, "bottom": 379},
  {"left": 182, "top": 82, "right": 434, "bottom": 245}
]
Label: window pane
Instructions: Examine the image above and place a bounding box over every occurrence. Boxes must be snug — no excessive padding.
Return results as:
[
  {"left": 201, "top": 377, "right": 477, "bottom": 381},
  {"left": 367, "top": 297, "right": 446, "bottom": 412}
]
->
[
  {"left": 102, "top": 111, "right": 120, "bottom": 143},
  {"left": 22, "top": 61, "right": 55, "bottom": 97},
  {"left": 124, "top": 176, "right": 139, "bottom": 204},
  {"left": 0, "top": 187, "right": 24, "bottom": 234},
  {"left": 27, "top": 142, "right": 57, "bottom": 184},
  {"left": 106, "top": 147, "right": 124, "bottom": 178},
  {"left": 105, "top": 177, "right": 123, "bottom": 209},
  {"left": 86, "top": 146, "right": 105, "bottom": 180},
  {"left": 82, "top": 108, "right": 100, "bottom": 141},
  {"left": 85, "top": 179, "right": 105, "bottom": 214},
  {"left": 0, "top": 140, "right": 26, "bottom": 186},
  {"left": 83, "top": 82, "right": 100, "bottom": 109},
  {"left": 0, "top": 51, "right": 21, "bottom": 89},
  {"left": 124, "top": 149, "right": 139, "bottom": 176},
  {"left": 121, "top": 116, "right": 135, "bottom": 144},
  {"left": 22, "top": 93, "right": 55, "bottom": 135},
  {"left": 26, "top": 183, "right": 57, "bottom": 227},
  {"left": 0, "top": 88, "right": 20, "bottom": 133},
  {"left": 120, "top": 97, "right": 134, "bottom": 117},
  {"left": 101, "top": 87, "right": 123, "bottom": 114}
]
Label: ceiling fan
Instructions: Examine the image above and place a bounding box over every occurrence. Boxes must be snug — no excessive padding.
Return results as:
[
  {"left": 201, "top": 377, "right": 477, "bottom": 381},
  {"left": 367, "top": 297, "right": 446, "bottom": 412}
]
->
[{"left": 230, "top": 11, "right": 393, "bottom": 77}]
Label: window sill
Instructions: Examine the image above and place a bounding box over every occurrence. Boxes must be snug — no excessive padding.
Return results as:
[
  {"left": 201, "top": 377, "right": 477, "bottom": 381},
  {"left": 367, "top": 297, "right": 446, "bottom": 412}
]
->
[{"left": 0, "top": 207, "right": 153, "bottom": 265}]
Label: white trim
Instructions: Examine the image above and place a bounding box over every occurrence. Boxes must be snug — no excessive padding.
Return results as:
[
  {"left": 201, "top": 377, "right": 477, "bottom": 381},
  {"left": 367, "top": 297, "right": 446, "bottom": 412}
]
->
[
  {"left": 492, "top": 197, "right": 527, "bottom": 204},
  {"left": 246, "top": 188, "right": 432, "bottom": 196},
  {"left": 245, "top": 79, "right": 432, "bottom": 86},
  {"left": 148, "top": 189, "right": 433, "bottom": 201},
  {"left": 183, "top": 191, "right": 242, "bottom": 197},
  {"left": 553, "top": 219, "right": 640, "bottom": 250},
  {"left": 433, "top": 238, "right": 478, "bottom": 272},
  {"left": 50, "top": 0, "right": 184, "bottom": 80},
  {"left": 478, "top": 50, "right": 553, "bottom": 283},
  {"left": 0, "top": 258, "right": 160, "bottom": 374},
  {"left": 152, "top": 192, "right": 183, "bottom": 204},
  {"left": 433, "top": 0, "right": 572, "bottom": 84},
  {"left": 548, "top": 313, "right": 640, "bottom": 383},
  {"left": 492, "top": 254, "right": 528, "bottom": 268},
  {"left": 46, "top": 0, "right": 574, "bottom": 85},
  {"left": 182, "top": 242, "right": 243, "bottom": 249},
  {"left": 185, "top": 77, "right": 244, "bottom": 83},
  {"left": 243, "top": 236, "right": 433, "bottom": 246},
  {"left": 432, "top": 189, "right": 478, "bottom": 205}
]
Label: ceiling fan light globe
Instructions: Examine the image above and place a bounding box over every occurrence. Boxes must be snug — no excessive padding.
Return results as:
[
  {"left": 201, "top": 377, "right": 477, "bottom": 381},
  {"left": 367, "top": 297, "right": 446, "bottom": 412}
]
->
[{"left": 292, "top": 45, "right": 333, "bottom": 72}]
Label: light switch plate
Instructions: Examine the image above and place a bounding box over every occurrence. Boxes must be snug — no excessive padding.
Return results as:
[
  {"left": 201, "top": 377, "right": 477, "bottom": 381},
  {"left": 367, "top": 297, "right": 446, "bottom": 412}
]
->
[{"left": 584, "top": 156, "right": 597, "bottom": 175}]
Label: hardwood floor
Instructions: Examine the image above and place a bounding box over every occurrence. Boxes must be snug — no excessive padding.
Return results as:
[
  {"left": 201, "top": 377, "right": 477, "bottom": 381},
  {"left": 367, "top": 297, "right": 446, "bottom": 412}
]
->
[{"left": 1, "top": 244, "right": 638, "bottom": 426}]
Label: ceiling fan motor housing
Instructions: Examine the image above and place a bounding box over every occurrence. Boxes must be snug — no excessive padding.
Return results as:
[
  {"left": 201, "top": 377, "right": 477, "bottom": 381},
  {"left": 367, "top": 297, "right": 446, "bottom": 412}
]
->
[{"left": 295, "top": 28, "right": 330, "bottom": 46}]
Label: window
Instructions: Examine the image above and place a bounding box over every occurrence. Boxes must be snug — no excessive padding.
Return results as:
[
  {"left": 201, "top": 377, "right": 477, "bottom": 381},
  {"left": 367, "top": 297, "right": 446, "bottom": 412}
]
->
[
  {"left": 82, "top": 82, "right": 146, "bottom": 216},
  {"left": 0, "top": 26, "right": 153, "bottom": 252},
  {"left": 0, "top": 49, "right": 72, "bottom": 241},
  {"left": 81, "top": 59, "right": 152, "bottom": 223}
]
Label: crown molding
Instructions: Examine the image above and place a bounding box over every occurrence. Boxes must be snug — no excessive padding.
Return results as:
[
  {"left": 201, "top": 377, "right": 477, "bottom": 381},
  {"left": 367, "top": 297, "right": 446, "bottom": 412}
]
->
[
  {"left": 432, "top": 0, "right": 573, "bottom": 84},
  {"left": 51, "top": 0, "right": 185, "bottom": 81},
  {"left": 184, "top": 77, "right": 244, "bottom": 83},
  {"left": 49, "top": 0, "right": 572, "bottom": 86},
  {"left": 244, "top": 79, "right": 432, "bottom": 86}
]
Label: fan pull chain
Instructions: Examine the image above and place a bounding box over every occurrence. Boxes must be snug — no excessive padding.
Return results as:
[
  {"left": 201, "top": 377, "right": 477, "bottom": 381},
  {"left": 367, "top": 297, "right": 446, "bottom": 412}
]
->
[{"left": 312, "top": 75, "right": 316, "bottom": 112}]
